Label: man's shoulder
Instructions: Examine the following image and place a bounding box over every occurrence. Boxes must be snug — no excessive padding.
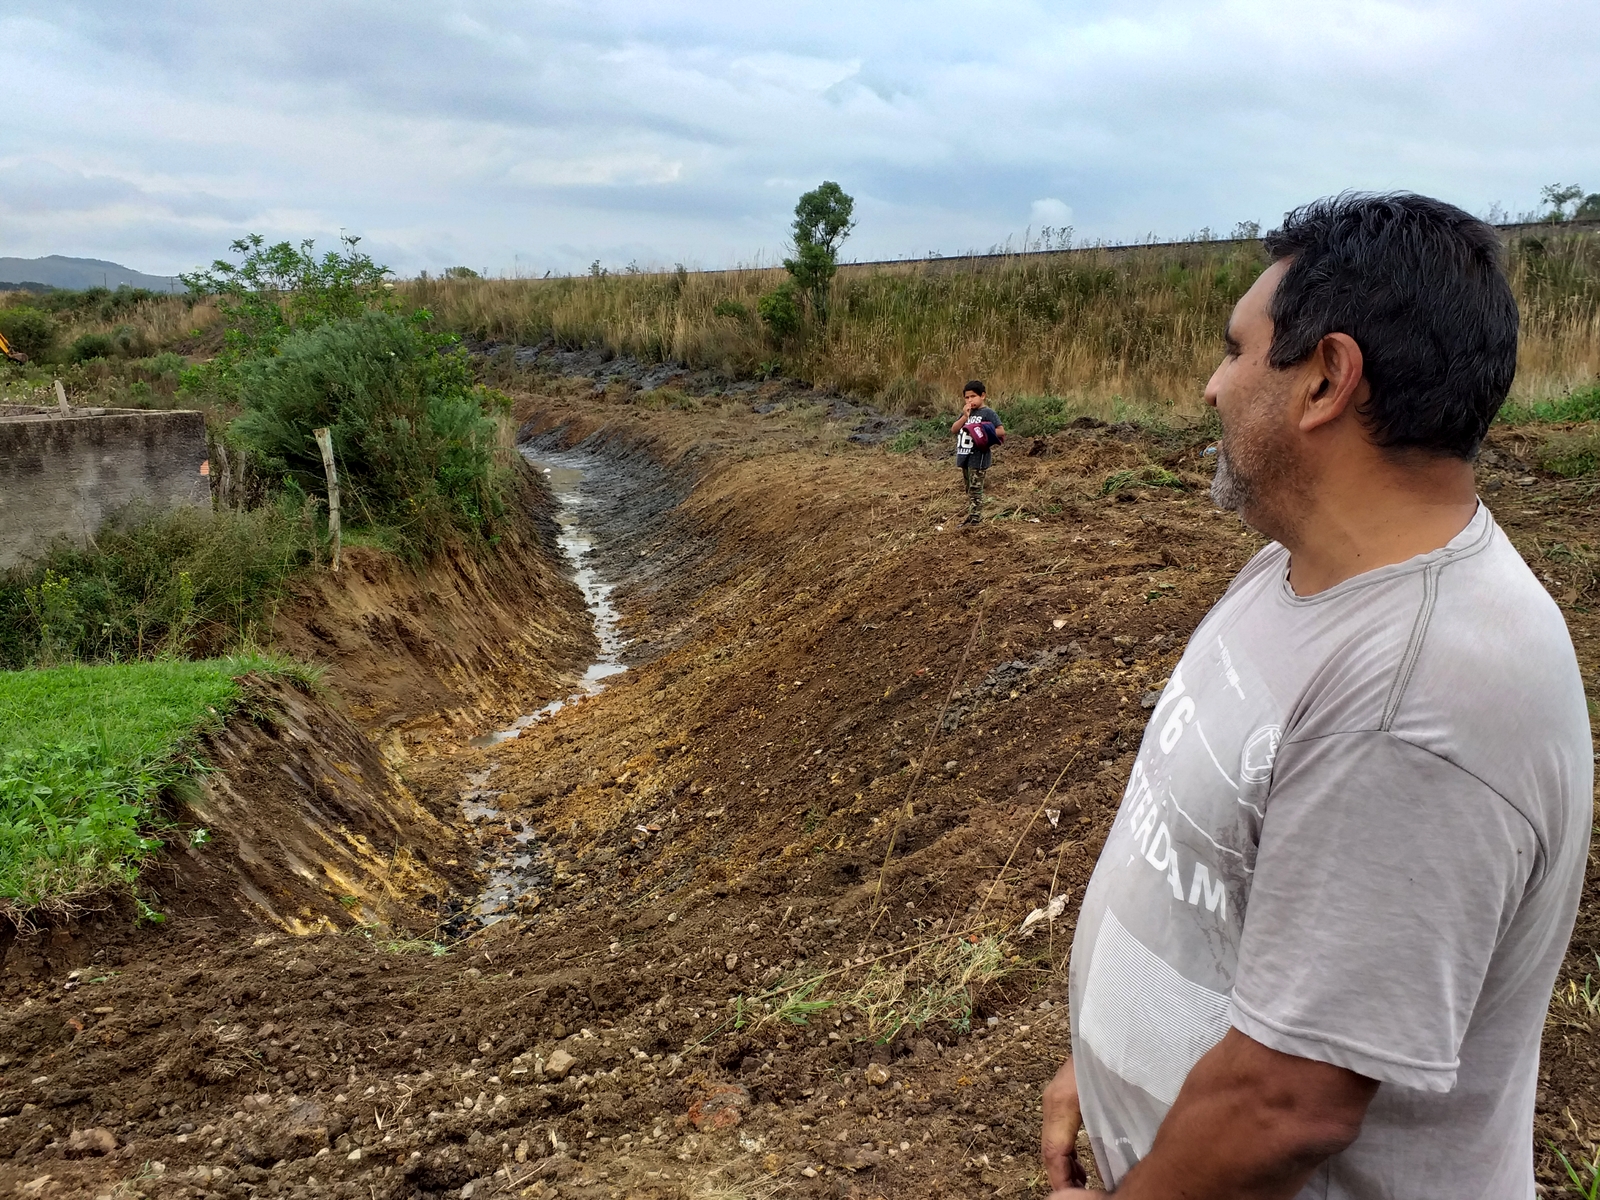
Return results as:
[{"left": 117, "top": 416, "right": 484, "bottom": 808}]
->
[
  {"left": 1394, "top": 519, "right": 1589, "bottom": 809},
  {"left": 1422, "top": 517, "right": 1574, "bottom": 680}
]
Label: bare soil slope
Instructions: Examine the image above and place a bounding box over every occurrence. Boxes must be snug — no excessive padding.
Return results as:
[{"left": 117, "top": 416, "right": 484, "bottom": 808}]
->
[
  {"left": 270, "top": 463, "right": 597, "bottom": 743},
  {"left": 1, "top": 390, "right": 1594, "bottom": 1199}
]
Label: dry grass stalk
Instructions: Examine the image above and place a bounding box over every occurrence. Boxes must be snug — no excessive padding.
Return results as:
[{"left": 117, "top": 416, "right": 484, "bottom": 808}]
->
[{"left": 409, "top": 231, "right": 1600, "bottom": 411}]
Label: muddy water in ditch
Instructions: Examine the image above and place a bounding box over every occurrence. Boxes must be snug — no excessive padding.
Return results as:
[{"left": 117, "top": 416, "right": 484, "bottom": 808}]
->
[{"left": 456, "top": 451, "right": 630, "bottom": 929}]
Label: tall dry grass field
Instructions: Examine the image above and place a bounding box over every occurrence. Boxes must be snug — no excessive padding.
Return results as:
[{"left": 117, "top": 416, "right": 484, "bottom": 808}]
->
[
  {"left": 6, "top": 230, "right": 1593, "bottom": 416},
  {"left": 1507, "top": 230, "right": 1600, "bottom": 399},
  {"left": 411, "top": 230, "right": 1600, "bottom": 414}
]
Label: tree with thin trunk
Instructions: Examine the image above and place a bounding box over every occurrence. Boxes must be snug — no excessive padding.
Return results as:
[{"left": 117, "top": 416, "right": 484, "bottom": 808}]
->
[{"left": 783, "top": 182, "right": 856, "bottom": 325}]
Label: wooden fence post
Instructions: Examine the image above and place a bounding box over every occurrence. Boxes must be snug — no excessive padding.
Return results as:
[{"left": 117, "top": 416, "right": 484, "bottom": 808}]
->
[
  {"left": 216, "top": 440, "right": 232, "bottom": 509},
  {"left": 312, "top": 427, "right": 341, "bottom": 572}
]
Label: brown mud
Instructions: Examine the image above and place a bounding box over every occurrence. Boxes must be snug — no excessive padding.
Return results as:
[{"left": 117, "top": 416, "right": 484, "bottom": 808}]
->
[{"left": 1, "top": 387, "right": 1596, "bottom": 1199}]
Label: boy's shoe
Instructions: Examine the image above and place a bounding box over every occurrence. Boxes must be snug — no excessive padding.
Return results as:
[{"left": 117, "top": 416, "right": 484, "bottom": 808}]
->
[{"left": 962, "top": 512, "right": 983, "bottom": 526}]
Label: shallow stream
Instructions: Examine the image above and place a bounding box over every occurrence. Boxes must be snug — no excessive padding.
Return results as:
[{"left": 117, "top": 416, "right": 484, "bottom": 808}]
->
[{"left": 454, "top": 449, "right": 631, "bottom": 929}]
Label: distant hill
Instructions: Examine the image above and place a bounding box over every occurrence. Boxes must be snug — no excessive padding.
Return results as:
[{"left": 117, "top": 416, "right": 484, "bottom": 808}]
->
[{"left": 0, "top": 255, "right": 179, "bottom": 293}]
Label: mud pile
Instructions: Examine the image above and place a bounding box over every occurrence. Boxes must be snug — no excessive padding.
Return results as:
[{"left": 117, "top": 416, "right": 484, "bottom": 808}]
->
[{"left": 0, "top": 390, "right": 1595, "bottom": 1198}]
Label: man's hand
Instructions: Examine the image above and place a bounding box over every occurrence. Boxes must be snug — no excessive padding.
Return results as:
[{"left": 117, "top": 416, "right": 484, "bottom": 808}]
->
[{"left": 1041, "top": 1058, "right": 1090, "bottom": 1192}]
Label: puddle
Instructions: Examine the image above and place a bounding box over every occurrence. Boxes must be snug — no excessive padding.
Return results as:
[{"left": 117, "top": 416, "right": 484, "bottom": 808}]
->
[{"left": 456, "top": 450, "right": 630, "bottom": 929}]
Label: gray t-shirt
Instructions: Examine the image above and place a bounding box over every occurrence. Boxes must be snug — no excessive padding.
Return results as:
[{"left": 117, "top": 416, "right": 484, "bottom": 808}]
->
[{"left": 1069, "top": 504, "right": 1592, "bottom": 1197}]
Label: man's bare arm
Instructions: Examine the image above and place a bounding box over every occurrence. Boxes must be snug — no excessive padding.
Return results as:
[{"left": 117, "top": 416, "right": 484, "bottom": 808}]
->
[{"left": 1047, "top": 1030, "right": 1377, "bottom": 1199}]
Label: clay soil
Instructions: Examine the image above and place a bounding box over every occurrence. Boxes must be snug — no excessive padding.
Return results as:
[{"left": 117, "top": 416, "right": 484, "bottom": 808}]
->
[{"left": 2, "top": 386, "right": 1596, "bottom": 1199}]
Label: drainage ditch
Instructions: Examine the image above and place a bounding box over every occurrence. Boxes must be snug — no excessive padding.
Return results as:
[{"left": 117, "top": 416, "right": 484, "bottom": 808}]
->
[{"left": 454, "top": 447, "right": 636, "bottom": 931}]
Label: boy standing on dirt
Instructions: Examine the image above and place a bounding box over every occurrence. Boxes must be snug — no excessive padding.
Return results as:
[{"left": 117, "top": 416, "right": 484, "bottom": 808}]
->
[
  {"left": 950, "top": 380, "right": 1004, "bottom": 525},
  {"left": 1041, "top": 194, "right": 1591, "bottom": 1199}
]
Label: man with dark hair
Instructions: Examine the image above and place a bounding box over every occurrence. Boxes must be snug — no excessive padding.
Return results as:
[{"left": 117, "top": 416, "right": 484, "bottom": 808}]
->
[
  {"left": 950, "top": 379, "right": 1004, "bottom": 524},
  {"left": 1041, "top": 193, "right": 1590, "bottom": 1198}
]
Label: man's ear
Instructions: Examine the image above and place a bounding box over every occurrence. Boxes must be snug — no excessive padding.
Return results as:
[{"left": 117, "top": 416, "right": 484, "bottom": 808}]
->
[{"left": 1298, "top": 332, "right": 1366, "bottom": 433}]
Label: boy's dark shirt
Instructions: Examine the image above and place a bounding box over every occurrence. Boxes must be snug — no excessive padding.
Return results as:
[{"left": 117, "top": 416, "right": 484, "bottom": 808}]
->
[{"left": 956, "top": 405, "right": 1001, "bottom": 470}]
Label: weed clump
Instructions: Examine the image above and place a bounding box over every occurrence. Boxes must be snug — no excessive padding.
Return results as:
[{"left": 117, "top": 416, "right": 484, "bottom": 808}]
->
[
  {"left": 0, "top": 504, "right": 312, "bottom": 670},
  {"left": 229, "top": 310, "right": 510, "bottom": 558},
  {"left": 737, "top": 931, "right": 1014, "bottom": 1042},
  {"left": 0, "top": 306, "right": 57, "bottom": 360}
]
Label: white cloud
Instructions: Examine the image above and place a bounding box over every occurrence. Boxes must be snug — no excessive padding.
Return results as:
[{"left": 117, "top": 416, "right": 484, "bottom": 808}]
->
[
  {"left": 1030, "top": 199, "right": 1074, "bottom": 228},
  {"left": 0, "top": 1, "right": 1596, "bottom": 277}
]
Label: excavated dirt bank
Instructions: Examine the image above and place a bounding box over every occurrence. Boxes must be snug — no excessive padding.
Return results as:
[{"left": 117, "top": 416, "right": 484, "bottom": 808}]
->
[
  {"left": 1, "top": 390, "right": 1596, "bottom": 1199},
  {"left": 271, "top": 462, "right": 597, "bottom": 745},
  {"left": 0, "top": 459, "right": 593, "bottom": 996}
]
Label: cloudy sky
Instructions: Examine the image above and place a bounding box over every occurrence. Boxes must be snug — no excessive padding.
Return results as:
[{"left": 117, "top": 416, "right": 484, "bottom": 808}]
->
[{"left": 3, "top": 0, "right": 1597, "bottom": 278}]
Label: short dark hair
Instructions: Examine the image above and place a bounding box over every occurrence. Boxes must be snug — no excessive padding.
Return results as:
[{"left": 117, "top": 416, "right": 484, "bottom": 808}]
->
[
  {"left": 963, "top": 380, "right": 986, "bottom": 396},
  {"left": 1263, "top": 192, "right": 1517, "bottom": 459}
]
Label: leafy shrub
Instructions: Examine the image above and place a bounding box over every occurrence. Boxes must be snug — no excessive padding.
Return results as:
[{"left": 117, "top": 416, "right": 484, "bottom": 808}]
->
[
  {"left": 66, "top": 331, "right": 116, "bottom": 362},
  {"left": 135, "top": 351, "right": 187, "bottom": 379},
  {"left": 229, "top": 310, "right": 508, "bottom": 557},
  {"left": 757, "top": 283, "right": 803, "bottom": 339},
  {"left": 712, "top": 298, "right": 750, "bottom": 319},
  {"left": 109, "top": 323, "right": 153, "bottom": 358},
  {"left": 0, "top": 306, "right": 57, "bottom": 359},
  {"left": 180, "top": 234, "right": 394, "bottom": 393},
  {"left": 30, "top": 286, "right": 163, "bottom": 322},
  {"left": 0, "top": 504, "right": 312, "bottom": 669}
]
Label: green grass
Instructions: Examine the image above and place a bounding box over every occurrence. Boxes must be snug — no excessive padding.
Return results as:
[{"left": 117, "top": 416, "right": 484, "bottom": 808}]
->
[
  {"left": 0, "top": 654, "right": 302, "bottom": 918},
  {"left": 1499, "top": 381, "right": 1600, "bottom": 425}
]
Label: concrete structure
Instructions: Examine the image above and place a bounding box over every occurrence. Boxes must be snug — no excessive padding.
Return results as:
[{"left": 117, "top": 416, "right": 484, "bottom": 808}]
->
[{"left": 0, "top": 406, "right": 210, "bottom": 570}]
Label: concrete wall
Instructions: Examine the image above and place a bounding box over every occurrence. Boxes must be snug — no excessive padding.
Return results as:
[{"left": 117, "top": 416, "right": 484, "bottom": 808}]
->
[{"left": 0, "top": 408, "right": 210, "bottom": 570}]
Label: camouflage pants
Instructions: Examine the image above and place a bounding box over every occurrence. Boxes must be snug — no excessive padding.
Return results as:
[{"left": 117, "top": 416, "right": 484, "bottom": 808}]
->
[{"left": 962, "top": 462, "right": 987, "bottom": 520}]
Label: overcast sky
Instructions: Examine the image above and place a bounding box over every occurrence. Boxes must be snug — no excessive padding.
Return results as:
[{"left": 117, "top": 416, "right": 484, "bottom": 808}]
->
[{"left": 3, "top": 1, "right": 1596, "bottom": 278}]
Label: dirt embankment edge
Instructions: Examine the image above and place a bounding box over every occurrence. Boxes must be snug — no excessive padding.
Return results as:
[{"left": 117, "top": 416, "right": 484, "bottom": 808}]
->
[{"left": 3, "top": 457, "right": 598, "bottom": 977}]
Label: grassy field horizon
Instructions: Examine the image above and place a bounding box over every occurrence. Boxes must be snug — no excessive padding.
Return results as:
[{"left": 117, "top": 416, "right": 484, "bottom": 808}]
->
[{"left": 4, "top": 224, "right": 1596, "bottom": 427}]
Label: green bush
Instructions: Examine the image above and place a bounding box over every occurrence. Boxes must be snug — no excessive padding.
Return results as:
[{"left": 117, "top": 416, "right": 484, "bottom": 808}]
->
[
  {"left": 181, "top": 233, "right": 393, "bottom": 371},
  {"left": 0, "top": 306, "right": 57, "bottom": 360},
  {"left": 712, "top": 298, "right": 750, "bottom": 320},
  {"left": 134, "top": 351, "right": 186, "bottom": 380},
  {"left": 0, "top": 504, "right": 312, "bottom": 669},
  {"left": 757, "top": 283, "right": 803, "bottom": 339},
  {"left": 229, "top": 310, "right": 508, "bottom": 557},
  {"left": 67, "top": 331, "right": 116, "bottom": 362}
]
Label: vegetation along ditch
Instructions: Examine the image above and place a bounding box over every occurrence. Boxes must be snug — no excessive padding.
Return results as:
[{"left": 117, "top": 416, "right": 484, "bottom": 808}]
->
[{"left": 0, "top": 224, "right": 1597, "bottom": 1197}]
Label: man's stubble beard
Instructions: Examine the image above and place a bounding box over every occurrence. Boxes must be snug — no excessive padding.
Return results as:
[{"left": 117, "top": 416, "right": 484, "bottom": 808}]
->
[{"left": 1209, "top": 401, "right": 1306, "bottom": 544}]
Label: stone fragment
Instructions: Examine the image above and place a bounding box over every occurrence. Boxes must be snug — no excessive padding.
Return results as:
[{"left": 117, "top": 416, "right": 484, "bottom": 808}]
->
[
  {"left": 65, "top": 1127, "right": 116, "bottom": 1156},
  {"left": 864, "top": 1063, "right": 891, "bottom": 1087},
  {"left": 545, "top": 1048, "right": 578, "bottom": 1080},
  {"left": 688, "top": 1082, "right": 752, "bottom": 1130}
]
